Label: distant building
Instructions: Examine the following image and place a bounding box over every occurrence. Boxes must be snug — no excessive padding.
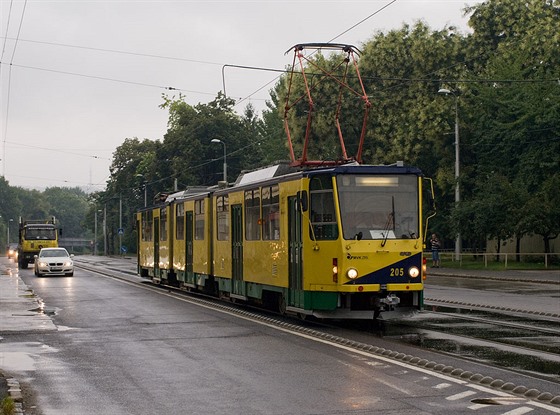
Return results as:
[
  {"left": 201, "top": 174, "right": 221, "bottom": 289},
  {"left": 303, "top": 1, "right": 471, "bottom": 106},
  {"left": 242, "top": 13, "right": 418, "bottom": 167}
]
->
[{"left": 487, "top": 235, "right": 559, "bottom": 255}]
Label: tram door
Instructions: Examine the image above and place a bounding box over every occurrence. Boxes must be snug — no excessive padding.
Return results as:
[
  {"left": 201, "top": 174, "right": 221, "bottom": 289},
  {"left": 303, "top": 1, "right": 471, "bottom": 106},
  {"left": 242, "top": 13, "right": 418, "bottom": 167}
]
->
[
  {"left": 288, "top": 196, "right": 304, "bottom": 308},
  {"left": 231, "top": 204, "right": 244, "bottom": 297},
  {"left": 153, "top": 217, "right": 160, "bottom": 277},
  {"left": 185, "top": 211, "right": 193, "bottom": 281}
]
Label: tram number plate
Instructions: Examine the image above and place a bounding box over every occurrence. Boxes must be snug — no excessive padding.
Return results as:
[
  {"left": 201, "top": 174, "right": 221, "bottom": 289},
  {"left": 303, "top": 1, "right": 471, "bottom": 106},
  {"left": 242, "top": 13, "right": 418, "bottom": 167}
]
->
[{"left": 390, "top": 267, "right": 404, "bottom": 277}]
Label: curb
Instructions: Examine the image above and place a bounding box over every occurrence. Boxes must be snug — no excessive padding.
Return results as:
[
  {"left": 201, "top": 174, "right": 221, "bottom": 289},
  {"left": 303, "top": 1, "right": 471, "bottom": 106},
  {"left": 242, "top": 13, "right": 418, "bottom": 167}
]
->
[
  {"left": 4, "top": 377, "right": 24, "bottom": 415},
  {"left": 429, "top": 271, "right": 559, "bottom": 285}
]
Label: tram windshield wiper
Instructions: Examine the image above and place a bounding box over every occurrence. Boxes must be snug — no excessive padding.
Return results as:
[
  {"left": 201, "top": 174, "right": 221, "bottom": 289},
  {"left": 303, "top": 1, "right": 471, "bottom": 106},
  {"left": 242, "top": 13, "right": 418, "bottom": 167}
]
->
[{"left": 381, "top": 197, "right": 395, "bottom": 247}]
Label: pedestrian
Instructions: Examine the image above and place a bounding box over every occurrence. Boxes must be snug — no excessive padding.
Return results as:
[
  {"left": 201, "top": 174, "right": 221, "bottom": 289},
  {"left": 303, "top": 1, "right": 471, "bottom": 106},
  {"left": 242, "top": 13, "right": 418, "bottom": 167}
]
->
[{"left": 430, "top": 233, "right": 441, "bottom": 268}]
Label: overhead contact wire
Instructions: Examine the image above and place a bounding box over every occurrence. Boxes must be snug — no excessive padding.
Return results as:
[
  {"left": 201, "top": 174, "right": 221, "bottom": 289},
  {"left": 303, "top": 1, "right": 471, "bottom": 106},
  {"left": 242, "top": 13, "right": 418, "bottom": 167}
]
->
[{"left": 2, "top": 0, "right": 28, "bottom": 176}]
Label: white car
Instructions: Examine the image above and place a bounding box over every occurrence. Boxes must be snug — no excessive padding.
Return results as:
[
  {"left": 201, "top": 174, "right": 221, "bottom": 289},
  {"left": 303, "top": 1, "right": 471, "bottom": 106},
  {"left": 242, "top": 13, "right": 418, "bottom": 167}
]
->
[{"left": 34, "top": 247, "right": 74, "bottom": 277}]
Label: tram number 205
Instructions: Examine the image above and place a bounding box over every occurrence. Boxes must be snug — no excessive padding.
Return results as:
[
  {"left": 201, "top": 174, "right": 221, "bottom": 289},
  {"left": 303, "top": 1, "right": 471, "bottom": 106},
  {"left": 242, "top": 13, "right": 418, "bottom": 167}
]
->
[{"left": 390, "top": 267, "right": 405, "bottom": 277}]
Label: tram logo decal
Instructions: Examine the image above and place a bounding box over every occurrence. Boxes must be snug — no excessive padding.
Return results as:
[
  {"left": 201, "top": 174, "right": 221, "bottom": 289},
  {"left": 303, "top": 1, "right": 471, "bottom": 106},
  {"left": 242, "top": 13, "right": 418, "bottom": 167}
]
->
[{"left": 347, "top": 254, "right": 369, "bottom": 260}]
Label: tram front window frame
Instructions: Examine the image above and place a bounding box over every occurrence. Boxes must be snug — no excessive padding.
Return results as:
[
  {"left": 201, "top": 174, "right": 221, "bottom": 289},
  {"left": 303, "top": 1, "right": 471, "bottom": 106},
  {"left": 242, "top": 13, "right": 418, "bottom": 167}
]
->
[
  {"left": 337, "top": 175, "right": 419, "bottom": 241},
  {"left": 309, "top": 175, "right": 339, "bottom": 240}
]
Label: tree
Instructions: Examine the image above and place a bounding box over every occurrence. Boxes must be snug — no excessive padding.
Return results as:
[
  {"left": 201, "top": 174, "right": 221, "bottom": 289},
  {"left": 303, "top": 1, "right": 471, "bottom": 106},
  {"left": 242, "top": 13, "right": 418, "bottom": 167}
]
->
[
  {"left": 43, "top": 187, "right": 90, "bottom": 237},
  {"left": 259, "top": 87, "right": 292, "bottom": 165},
  {"left": 0, "top": 177, "right": 23, "bottom": 245},
  {"left": 520, "top": 173, "right": 560, "bottom": 254},
  {"left": 159, "top": 92, "right": 252, "bottom": 187},
  {"left": 465, "top": 0, "right": 560, "bottom": 254}
]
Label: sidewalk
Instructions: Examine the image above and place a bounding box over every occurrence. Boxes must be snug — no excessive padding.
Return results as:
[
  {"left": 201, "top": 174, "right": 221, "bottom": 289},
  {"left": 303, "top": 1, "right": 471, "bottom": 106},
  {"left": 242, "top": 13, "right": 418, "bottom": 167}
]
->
[
  {"left": 428, "top": 266, "right": 560, "bottom": 284},
  {"left": 0, "top": 268, "right": 56, "bottom": 333},
  {"left": 0, "top": 259, "right": 56, "bottom": 413}
]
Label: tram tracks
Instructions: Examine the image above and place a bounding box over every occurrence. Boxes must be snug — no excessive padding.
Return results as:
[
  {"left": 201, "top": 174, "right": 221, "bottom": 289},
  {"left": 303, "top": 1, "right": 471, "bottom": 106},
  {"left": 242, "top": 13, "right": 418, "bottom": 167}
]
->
[
  {"left": 421, "top": 308, "right": 560, "bottom": 336},
  {"left": 380, "top": 303, "right": 560, "bottom": 385},
  {"left": 425, "top": 297, "right": 560, "bottom": 320}
]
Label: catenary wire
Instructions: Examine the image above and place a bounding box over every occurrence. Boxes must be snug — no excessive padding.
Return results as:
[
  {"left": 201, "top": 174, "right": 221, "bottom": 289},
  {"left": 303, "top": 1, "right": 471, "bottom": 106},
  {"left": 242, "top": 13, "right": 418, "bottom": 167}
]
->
[
  {"left": 2, "top": 0, "right": 28, "bottom": 176},
  {"left": 229, "top": 0, "right": 399, "bottom": 107},
  {"left": 0, "top": 0, "right": 14, "bottom": 62}
]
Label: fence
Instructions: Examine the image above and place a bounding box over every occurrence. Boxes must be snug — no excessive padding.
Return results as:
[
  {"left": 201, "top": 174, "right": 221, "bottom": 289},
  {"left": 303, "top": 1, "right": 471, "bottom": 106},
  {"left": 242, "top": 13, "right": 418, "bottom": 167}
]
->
[{"left": 428, "top": 251, "right": 559, "bottom": 269}]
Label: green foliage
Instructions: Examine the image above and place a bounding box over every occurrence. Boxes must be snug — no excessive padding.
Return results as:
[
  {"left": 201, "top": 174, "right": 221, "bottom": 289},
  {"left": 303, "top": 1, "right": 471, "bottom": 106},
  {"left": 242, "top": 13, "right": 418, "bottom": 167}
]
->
[
  {"left": 0, "top": 396, "right": 15, "bottom": 415},
  {"left": 462, "top": 0, "right": 560, "bottom": 252},
  {"left": 44, "top": 187, "right": 90, "bottom": 237},
  {"left": 359, "top": 23, "right": 468, "bottom": 172},
  {"left": 0, "top": 177, "right": 91, "bottom": 246}
]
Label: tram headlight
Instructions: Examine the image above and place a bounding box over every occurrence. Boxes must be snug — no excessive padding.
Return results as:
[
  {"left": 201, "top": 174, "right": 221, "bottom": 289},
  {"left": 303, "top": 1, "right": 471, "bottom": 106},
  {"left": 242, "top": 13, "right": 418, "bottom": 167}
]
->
[
  {"left": 408, "top": 266, "right": 420, "bottom": 278},
  {"left": 346, "top": 268, "right": 358, "bottom": 280}
]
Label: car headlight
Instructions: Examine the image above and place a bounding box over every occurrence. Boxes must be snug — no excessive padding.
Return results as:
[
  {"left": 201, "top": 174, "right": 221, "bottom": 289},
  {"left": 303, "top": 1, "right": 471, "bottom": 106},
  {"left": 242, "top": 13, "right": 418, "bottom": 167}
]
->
[
  {"left": 346, "top": 268, "right": 358, "bottom": 280},
  {"left": 408, "top": 266, "right": 420, "bottom": 278},
  {"left": 64, "top": 261, "right": 73, "bottom": 267},
  {"left": 39, "top": 262, "right": 49, "bottom": 267}
]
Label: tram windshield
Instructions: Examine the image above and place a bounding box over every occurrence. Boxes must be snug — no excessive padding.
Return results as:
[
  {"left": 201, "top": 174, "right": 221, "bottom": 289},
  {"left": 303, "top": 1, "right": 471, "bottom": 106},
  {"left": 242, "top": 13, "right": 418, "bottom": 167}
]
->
[{"left": 337, "top": 175, "right": 419, "bottom": 240}]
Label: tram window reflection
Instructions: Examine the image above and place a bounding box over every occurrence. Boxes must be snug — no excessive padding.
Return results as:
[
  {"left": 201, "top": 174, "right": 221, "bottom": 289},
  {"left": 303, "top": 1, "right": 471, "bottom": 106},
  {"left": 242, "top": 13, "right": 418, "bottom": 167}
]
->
[{"left": 337, "top": 175, "right": 419, "bottom": 240}]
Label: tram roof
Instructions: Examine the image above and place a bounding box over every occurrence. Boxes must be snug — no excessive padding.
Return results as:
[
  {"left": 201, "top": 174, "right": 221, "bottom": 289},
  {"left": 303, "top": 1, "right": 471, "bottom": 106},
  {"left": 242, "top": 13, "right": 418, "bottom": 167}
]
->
[
  {"left": 164, "top": 186, "right": 213, "bottom": 203},
  {"left": 136, "top": 162, "right": 423, "bottom": 210},
  {"left": 222, "top": 161, "right": 423, "bottom": 192},
  {"left": 305, "top": 163, "right": 423, "bottom": 176}
]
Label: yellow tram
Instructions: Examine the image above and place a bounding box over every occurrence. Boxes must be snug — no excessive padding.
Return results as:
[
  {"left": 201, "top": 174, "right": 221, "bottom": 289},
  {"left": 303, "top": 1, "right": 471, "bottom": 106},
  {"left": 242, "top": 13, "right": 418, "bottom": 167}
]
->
[{"left": 136, "top": 162, "right": 429, "bottom": 319}]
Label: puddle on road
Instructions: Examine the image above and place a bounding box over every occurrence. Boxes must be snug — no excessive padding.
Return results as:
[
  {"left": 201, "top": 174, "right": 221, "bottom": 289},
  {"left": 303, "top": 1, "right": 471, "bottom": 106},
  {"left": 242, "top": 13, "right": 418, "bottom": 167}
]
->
[
  {"left": 0, "top": 351, "right": 36, "bottom": 371},
  {"left": 28, "top": 307, "right": 59, "bottom": 316},
  {"left": 28, "top": 297, "right": 61, "bottom": 316},
  {"left": 0, "top": 343, "right": 59, "bottom": 373}
]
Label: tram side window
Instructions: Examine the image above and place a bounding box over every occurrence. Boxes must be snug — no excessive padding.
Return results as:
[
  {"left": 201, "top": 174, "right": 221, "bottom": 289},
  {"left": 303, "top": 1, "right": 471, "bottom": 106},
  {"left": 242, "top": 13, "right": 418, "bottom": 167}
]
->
[
  {"left": 309, "top": 175, "right": 338, "bottom": 240},
  {"left": 176, "top": 203, "right": 185, "bottom": 240},
  {"left": 262, "top": 185, "right": 280, "bottom": 240},
  {"left": 160, "top": 207, "right": 167, "bottom": 241},
  {"left": 217, "top": 195, "right": 229, "bottom": 241},
  {"left": 142, "top": 210, "right": 153, "bottom": 242},
  {"left": 195, "top": 199, "right": 205, "bottom": 240},
  {"left": 245, "top": 189, "right": 261, "bottom": 240}
]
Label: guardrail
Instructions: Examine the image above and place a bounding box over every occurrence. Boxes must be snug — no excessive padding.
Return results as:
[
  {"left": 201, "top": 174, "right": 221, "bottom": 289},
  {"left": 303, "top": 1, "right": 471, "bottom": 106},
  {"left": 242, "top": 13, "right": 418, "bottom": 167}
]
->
[{"left": 427, "top": 251, "right": 559, "bottom": 269}]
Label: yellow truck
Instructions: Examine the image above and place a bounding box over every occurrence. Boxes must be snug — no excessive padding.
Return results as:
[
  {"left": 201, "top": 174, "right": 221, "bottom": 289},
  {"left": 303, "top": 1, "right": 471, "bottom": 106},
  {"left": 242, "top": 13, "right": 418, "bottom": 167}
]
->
[{"left": 18, "top": 217, "right": 60, "bottom": 269}]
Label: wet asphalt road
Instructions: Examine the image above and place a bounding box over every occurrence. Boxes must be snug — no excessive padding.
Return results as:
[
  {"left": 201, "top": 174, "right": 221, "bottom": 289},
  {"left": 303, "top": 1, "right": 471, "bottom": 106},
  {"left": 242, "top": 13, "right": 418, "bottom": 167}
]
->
[{"left": 1, "top": 256, "right": 559, "bottom": 415}]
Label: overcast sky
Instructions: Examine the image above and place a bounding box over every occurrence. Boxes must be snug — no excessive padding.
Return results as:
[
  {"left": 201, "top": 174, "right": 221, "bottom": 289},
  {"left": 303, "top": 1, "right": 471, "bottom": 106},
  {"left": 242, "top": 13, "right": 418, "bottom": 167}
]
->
[{"left": 0, "top": 0, "right": 477, "bottom": 192}]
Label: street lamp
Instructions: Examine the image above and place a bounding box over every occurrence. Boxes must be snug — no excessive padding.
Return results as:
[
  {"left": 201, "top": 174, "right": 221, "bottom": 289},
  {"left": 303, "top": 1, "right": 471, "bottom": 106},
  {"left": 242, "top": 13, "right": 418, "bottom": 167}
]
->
[
  {"left": 438, "top": 88, "right": 461, "bottom": 261},
  {"left": 7, "top": 218, "right": 13, "bottom": 244},
  {"left": 211, "top": 138, "right": 227, "bottom": 184},
  {"left": 94, "top": 209, "right": 102, "bottom": 255},
  {"left": 1, "top": 216, "right": 14, "bottom": 245}
]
